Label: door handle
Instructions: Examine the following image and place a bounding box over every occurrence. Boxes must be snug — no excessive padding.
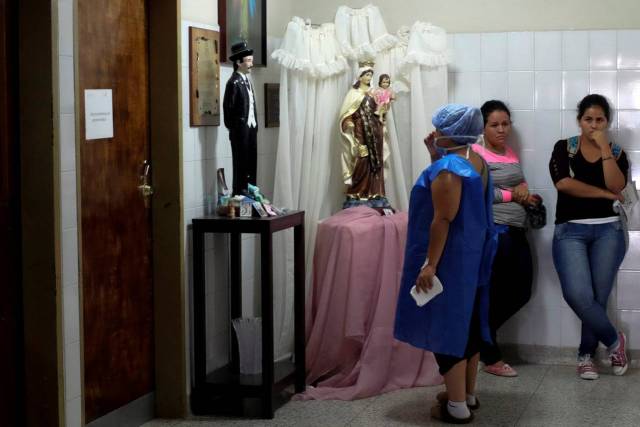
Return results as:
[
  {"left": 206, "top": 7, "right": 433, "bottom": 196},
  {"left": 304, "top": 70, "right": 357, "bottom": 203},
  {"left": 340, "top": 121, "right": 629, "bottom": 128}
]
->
[
  {"left": 138, "top": 160, "right": 154, "bottom": 207},
  {"left": 138, "top": 183, "right": 154, "bottom": 197}
]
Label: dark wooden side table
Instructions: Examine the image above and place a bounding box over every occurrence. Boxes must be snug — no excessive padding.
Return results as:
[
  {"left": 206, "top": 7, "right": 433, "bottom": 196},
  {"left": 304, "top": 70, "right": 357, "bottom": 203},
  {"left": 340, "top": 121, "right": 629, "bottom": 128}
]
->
[{"left": 190, "top": 211, "right": 306, "bottom": 419}]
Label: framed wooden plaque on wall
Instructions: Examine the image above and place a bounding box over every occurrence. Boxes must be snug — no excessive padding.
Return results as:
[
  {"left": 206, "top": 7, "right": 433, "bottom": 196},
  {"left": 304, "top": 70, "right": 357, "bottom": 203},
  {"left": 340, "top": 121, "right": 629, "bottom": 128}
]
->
[
  {"left": 264, "top": 83, "right": 279, "bottom": 128},
  {"left": 189, "top": 26, "right": 220, "bottom": 126}
]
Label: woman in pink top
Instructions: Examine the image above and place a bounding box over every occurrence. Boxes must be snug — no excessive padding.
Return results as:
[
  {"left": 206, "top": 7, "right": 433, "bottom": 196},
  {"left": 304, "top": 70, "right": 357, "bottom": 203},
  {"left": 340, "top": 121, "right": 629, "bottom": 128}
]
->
[{"left": 471, "top": 100, "right": 541, "bottom": 378}]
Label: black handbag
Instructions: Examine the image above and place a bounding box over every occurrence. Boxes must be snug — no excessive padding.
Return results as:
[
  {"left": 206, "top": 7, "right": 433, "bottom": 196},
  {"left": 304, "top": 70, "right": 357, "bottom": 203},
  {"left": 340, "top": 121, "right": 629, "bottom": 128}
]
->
[{"left": 525, "top": 202, "right": 547, "bottom": 229}]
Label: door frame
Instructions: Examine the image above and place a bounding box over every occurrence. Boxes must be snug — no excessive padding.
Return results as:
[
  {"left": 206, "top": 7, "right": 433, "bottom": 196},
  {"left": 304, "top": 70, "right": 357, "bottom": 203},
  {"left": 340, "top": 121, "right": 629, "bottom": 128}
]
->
[
  {"left": 19, "top": 0, "right": 62, "bottom": 425},
  {"left": 1, "top": 0, "right": 24, "bottom": 424},
  {"left": 18, "top": 0, "right": 185, "bottom": 424},
  {"left": 147, "top": 2, "right": 187, "bottom": 416}
]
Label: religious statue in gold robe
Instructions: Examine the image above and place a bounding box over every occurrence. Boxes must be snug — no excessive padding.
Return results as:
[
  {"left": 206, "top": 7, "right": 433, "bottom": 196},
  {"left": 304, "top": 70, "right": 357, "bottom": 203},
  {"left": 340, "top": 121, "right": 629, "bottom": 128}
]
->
[{"left": 338, "top": 62, "right": 391, "bottom": 209}]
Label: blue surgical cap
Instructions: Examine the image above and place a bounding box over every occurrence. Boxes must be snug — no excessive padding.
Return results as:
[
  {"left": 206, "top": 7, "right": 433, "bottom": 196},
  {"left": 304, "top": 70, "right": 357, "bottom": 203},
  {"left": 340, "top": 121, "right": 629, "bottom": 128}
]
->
[{"left": 432, "top": 104, "right": 483, "bottom": 139}]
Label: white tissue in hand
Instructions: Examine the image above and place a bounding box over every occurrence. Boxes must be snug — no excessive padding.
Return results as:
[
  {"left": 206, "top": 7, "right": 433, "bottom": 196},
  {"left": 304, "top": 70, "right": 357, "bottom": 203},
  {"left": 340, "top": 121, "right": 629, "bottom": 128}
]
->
[{"left": 410, "top": 275, "right": 443, "bottom": 307}]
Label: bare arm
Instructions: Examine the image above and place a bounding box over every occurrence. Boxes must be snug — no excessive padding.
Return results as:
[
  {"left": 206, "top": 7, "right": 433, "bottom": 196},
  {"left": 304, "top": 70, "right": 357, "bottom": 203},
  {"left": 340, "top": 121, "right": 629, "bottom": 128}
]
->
[
  {"left": 555, "top": 177, "right": 621, "bottom": 201},
  {"left": 550, "top": 138, "right": 622, "bottom": 201},
  {"left": 415, "top": 172, "right": 462, "bottom": 293}
]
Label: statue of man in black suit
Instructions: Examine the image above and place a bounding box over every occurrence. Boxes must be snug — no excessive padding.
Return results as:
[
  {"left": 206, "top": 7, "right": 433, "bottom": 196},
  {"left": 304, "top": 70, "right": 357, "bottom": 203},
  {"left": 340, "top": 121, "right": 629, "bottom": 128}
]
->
[{"left": 223, "top": 40, "right": 258, "bottom": 196}]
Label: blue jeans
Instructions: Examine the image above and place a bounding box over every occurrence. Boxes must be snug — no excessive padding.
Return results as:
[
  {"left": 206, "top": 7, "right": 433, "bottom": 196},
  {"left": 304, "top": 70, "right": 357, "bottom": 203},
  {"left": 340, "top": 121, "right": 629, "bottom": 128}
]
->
[{"left": 552, "top": 221, "right": 626, "bottom": 357}]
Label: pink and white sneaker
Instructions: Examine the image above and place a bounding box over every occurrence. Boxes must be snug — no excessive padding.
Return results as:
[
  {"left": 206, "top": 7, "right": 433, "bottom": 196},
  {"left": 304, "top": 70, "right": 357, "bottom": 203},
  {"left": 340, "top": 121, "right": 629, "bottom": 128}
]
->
[
  {"left": 577, "top": 355, "right": 599, "bottom": 380},
  {"left": 610, "top": 331, "right": 629, "bottom": 376}
]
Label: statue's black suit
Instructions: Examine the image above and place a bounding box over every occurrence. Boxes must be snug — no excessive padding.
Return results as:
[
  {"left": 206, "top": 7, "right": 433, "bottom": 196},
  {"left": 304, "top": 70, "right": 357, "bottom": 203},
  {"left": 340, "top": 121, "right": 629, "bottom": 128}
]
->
[{"left": 223, "top": 71, "right": 257, "bottom": 195}]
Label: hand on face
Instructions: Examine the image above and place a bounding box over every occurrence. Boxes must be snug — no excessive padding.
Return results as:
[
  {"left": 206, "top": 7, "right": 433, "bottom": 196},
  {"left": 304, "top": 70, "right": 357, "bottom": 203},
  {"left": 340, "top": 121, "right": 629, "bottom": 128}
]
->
[
  {"left": 579, "top": 106, "right": 608, "bottom": 145},
  {"left": 424, "top": 131, "right": 440, "bottom": 162},
  {"left": 591, "top": 129, "right": 609, "bottom": 149}
]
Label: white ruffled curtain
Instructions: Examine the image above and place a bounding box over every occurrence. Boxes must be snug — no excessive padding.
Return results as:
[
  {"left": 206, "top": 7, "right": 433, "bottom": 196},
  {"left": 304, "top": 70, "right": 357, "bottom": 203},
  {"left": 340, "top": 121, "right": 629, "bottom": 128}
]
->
[
  {"left": 399, "top": 22, "right": 451, "bottom": 181},
  {"left": 334, "top": 5, "right": 397, "bottom": 61},
  {"left": 270, "top": 11, "right": 450, "bottom": 359},
  {"left": 271, "top": 18, "right": 350, "bottom": 359}
]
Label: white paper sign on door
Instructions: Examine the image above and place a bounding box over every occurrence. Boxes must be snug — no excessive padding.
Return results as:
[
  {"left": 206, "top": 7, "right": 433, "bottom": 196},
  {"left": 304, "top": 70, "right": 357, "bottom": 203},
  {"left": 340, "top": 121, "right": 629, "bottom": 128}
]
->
[{"left": 85, "top": 89, "right": 114, "bottom": 140}]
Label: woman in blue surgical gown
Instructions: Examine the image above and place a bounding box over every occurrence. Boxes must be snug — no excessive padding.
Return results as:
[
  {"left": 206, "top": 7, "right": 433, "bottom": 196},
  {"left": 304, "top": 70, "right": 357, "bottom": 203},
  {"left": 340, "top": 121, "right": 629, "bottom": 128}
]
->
[{"left": 395, "top": 104, "right": 497, "bottom": 424}]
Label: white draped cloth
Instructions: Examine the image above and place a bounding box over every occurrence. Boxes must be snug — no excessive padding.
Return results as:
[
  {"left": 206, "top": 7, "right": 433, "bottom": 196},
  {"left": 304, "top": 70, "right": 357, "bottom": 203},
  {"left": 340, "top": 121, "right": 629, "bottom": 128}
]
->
[
  {"left": 271, "top": 17, "right": 350, "bottom": 359},
  {"left": 334, "top": 4, "right": 397, "bottom": 61},
  {"left": 374, "top": 26, "right": 411, "bottom": 94},
  {"left": 399, "top": 22, "right": 451, "bottom": 181},
  {"left": 272, "top": 17, "right": 349, "bottom": 79},
  {"left": 270, "top": 16, "right": 451, "bottom": 360}
]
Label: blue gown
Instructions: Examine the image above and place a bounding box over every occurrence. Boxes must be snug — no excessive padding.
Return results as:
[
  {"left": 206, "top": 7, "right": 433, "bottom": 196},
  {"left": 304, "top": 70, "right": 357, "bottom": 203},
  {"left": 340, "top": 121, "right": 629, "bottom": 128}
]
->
[{"left": 394, "top": 154, "right": 497, "bottom": 357}]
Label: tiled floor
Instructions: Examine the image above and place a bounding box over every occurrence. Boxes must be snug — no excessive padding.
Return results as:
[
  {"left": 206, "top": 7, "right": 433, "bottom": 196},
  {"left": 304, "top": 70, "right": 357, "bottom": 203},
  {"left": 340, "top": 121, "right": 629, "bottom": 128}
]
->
[{"left": 144, "top": 365, "right": 640, "bottom": 426}]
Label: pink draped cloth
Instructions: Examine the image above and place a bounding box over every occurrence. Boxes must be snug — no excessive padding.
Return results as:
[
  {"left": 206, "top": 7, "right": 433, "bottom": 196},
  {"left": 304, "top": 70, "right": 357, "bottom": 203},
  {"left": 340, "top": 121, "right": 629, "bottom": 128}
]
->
[{"left": 297, "top": 207, "right": 442, "bottom": 401}]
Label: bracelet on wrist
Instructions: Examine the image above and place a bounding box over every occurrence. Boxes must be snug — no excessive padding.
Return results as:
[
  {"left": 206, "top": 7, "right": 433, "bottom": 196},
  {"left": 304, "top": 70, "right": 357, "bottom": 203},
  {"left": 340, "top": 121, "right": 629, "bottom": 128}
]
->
[{"left": 602, "top": 155, "right": 613, "bottom": 161}]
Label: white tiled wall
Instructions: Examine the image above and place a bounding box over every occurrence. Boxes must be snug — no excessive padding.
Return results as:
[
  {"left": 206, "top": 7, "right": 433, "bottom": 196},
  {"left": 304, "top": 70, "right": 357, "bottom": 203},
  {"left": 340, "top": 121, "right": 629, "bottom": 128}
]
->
[
  {"left": 449, "top": 29, "right": 640, "bottom": 350},
  {"left": 56, "top": 0, "right": 82, "bottom": 425},
  {"left": 181, "top": 20, "right": 282, "bottom": 390}
]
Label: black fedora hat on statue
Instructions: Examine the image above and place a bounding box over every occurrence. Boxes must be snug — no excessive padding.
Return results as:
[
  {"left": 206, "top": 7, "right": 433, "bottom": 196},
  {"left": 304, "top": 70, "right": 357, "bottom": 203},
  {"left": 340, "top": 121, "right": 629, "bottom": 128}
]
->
[{"left": 229, "top": 40, "right": 254, "bottom": 62}]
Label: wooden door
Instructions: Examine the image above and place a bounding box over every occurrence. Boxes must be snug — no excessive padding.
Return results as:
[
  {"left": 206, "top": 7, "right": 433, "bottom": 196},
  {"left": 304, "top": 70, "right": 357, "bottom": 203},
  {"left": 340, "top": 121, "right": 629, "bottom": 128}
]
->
[
  {"left": 0, "top": 0, "right": 23, "bottom": 424},
  {"left": 77, "top": 0, "right": 154, "bottom": 421}
]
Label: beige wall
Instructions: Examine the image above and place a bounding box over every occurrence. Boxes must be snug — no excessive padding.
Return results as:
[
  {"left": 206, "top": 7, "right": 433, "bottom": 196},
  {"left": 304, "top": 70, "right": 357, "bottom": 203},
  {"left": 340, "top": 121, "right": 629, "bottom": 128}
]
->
[
  {"left": 181, "top": 0, "right": 216, "bottom": 25},
  {"left": 268, "top": 1, "right": 294, "bottom": 37},
  {"left": 288, "top": 0, "right": 640, "bottom": 33}
]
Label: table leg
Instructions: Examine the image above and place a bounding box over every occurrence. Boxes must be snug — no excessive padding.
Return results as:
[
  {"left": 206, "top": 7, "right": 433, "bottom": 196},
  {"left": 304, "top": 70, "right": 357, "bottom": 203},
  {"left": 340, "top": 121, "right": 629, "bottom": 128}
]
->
[
  {"left": 260, "top": 232, "right": 274, "bottom": 418},
  {"left": 293, "top": 222, "right": 306, "bottom": 393},
  {"left": 230, "top": 232, "right": 241, "bottom": 372},
  {"left": 192, "top": 225, "right": 206, "bottom": 389}
]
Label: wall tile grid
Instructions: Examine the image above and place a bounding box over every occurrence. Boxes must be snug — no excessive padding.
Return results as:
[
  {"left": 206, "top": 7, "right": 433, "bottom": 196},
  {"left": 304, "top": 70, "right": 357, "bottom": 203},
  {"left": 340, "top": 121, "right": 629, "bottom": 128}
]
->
[
  {"left": 57, "top": 0, "right": 83, "bottom": 425},
  {"left": 181, "top": 20, "right": 282, "bottom": 382},
  {"left": 449, "top": 30, "right": 640, "bottom": 350}
]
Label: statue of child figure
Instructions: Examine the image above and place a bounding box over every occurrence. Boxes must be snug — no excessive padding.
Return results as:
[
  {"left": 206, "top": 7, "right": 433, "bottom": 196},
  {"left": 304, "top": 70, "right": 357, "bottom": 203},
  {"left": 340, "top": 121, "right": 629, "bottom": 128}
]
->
[{"left": 372, "top": 74, "right": 395, "bottom": 121}]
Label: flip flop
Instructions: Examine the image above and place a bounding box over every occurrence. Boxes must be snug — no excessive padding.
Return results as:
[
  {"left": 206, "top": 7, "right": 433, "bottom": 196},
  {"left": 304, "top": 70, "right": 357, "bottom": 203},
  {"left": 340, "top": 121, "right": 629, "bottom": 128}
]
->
[
  {"left": 436, "top": 391, "right": 480, "bottom": 410},
  {"left": 430, "top": 403, "right": 474, "bottom": 424},
  {"left": 483, "top": 362, "right": 518, "bottom": 377}
]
